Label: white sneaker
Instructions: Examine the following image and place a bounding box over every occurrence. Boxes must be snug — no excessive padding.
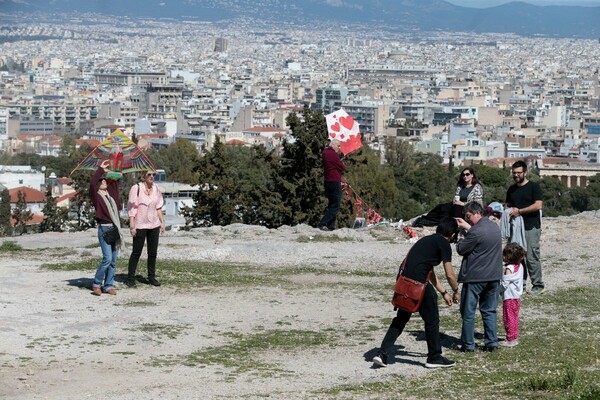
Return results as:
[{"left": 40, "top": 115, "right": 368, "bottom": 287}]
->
[{"left": 500, "top": 339, "right": 519, "bottom": 347}]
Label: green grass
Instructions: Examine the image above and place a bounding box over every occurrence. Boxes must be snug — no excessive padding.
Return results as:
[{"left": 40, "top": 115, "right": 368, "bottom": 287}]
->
[
  {"left": 125, "top": 323, "right": 191, "bottom": 340},
  {"left": 40, "top": 259, "right": 389, "bottom": 289},
  {"left": 296, "top": 234, "right": 356, "bottom": 243},
  {"left": 319, "top": 286, "right": 600, "bottom": 400},
  {"left": 0, "top": 241, "right": 24, "bottom": 252},
  {"left": 149, "top": 329, "right": 335, "bottom": 377}
]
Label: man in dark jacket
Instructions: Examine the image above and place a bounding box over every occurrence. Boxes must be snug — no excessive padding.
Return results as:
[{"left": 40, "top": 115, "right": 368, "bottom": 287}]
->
[
  {"left": 317, "top": 139, "right": 346, "bottom": 231},
  {"left": 456, "top": 202, "right": 503, "bottom": 352}
]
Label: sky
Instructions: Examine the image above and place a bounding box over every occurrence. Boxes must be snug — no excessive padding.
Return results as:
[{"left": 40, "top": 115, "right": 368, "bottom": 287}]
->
[{"left": 447, "top": 0, "right": 600, "bottom": 7}]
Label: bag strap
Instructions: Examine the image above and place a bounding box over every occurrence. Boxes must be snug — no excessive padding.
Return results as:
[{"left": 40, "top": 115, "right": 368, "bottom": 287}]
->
[{"left": 397, "top": 248, "right": 433, "bottom": 283}]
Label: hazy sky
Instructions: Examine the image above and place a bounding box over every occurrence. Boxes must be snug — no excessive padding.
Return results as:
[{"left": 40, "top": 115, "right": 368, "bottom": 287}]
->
[{"left": 447, "top": 0, "right": 600, "bottom": 7}]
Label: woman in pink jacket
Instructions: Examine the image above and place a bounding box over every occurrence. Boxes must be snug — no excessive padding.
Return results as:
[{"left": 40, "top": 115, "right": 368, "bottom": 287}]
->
[{"left": 126, "top": 169, "right": 165, "bottom": 287}]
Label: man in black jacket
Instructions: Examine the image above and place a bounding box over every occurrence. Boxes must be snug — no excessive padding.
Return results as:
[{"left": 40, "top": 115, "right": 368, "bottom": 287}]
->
[{"left": 456, "top": 202, "right": 503, "bottom": 352}]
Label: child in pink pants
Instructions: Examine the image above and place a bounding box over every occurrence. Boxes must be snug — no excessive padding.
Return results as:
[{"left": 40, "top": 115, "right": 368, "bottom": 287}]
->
[{"left": 500, "top": 243, "right": 526, "bottom": 347}]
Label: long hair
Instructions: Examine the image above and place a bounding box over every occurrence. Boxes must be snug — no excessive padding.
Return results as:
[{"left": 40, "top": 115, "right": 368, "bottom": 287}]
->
[
  {"left": 503, "top": 242, "right": 526, "bottom": 265},
  {"left": 457, "top": 167, "right": 480, "bottom": 187}
]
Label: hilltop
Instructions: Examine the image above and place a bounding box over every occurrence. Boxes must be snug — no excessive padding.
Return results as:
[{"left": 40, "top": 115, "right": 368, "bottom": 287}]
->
[{"left": 0, "top": 213, "right": 599, "bottom": 399}]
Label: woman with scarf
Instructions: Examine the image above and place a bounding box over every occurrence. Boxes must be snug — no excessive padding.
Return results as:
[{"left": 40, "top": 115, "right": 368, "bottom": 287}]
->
[
  {"left": 89, "top": 159, "right": 124, "bottom": 296},
  {"left": 452, "top": 167, "right": 484, "bottom": 218}
]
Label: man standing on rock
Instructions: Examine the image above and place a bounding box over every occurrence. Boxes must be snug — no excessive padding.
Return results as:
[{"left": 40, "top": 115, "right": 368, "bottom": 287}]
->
[
  {"left": 456, "top": 202, "right": 503, "bottom": 352},
  {"left": 506, "top": 160, "right": 545, "bottom": 295},
  {"left": 317, "top": 139, "right": 346, "bottom": 231}
]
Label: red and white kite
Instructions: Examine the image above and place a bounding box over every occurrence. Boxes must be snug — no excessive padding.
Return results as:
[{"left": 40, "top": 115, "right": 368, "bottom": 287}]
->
[{"left": 325, "top": 108, "right": 362, "bottom": 155}]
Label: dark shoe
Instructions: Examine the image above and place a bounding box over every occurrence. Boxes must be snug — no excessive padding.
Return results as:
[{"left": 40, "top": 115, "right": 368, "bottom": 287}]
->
[
  {"left": 425, "top": 356, "right": 455, "bottom": 368},
  {"left": 459, "top": 345, "right": 475, "bottom": 353},
  {"left": 105, "top": 289, "right": 117, "bottom": 295},
  {"left": 481, "top": 346, "right": 498, "bottom": 352},
  {"left": 125, "top": 279, "right": 136, "bottom": 288},
  {"left": 148, "top": 278, "right": 161, "bottom": 287},
  {"left": 92, "top": 287, "right": 102, "bottom": 296},
  {"left": 318, "top": 226, "right": 331, "bottom": 231},
  {"left": 372, "top": 351, "right": 388, "bottom": 367}
]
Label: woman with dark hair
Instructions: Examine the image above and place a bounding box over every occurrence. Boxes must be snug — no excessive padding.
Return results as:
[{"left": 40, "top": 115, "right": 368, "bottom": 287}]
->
[
  {"left": 452, "top": 167, "right": 483, "bottom": 218},
  {"left": 89, "top": 159, "right": 124, "bottom": 296}
]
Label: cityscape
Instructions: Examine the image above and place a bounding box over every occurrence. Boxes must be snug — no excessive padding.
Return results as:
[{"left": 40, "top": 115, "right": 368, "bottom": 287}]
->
[
  {"left": 1, "top": 2, "right": 600, "bottom": 224},
  {"left": 2, "top": 2, "right": 600, "bottom": 399}
]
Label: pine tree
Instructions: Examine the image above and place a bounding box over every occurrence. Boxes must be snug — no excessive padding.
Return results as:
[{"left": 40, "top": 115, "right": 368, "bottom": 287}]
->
[
  {"left": 278, "top": 105, "right": 329, "bottom": 226},
  {"left": 181, "top": 138, "right": 237, "bottom": 226},
  {"left": 0, "top": 187, "right": 11, "bottom": 236},
  {"left": 69, "top": 171, "right": 96, "bottom": 231},
  {"left": 41, "top": 188, "right": 68, "bottom": 232},
  {"left": 11, "top": 190, "right": 33, "bottom": 234}
]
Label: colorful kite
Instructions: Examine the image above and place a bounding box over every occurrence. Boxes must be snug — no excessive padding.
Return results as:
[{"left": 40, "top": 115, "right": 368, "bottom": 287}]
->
[
  {"left": 325, "top": 108, "right": 362, "bottom": 155},
  {"left": 70, "top": 129, "right": 156, "bottom": 177}
]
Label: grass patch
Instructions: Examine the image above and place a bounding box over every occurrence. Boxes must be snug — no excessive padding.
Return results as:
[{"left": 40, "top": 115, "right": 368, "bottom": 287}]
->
[
  {"left": 318, "top": 286, "right": 600, "bottom": 400},
  {"left": 296, "top": 234, "right": 355, "bottom": 243},
  {"left": 125, "top": 323, "right": 191, "bottom": 340},
  {"left": 150, "top": 329, "right": 335, "bottom": 377},
  {"left": 116, "top": 300, "right": 158, "bottom": 307},
  {"left": 0, "top": 241, "right": 24, "bottom": 252}
]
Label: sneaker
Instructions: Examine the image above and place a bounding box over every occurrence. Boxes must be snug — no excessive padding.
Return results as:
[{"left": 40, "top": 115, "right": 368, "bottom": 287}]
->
[
  {"left": 318, "top": 226, "right": 332, "bottom": 231},
  {"left": 529, "top": 287, "right": 546, "bottom": 296},
  {"left": 91, "top": 287, "right": 102, "bottom": 296},
  {"left": 372, "top": 351, "right": 388, "bottom": 367},
  {"left": 105, "top": 289, "right": 117, "bottom": 295},
  {"left": 459, "top": 345, "right": 475, "bottom": 353},
  {"left": 125, "top": 279, "right": 136, "bottom": 288},
  {"left": 148, "top": 278, "right": 161, "bottom": 287},
  {"left": 500, "top": 339, "right": 519, "bottom": 347},
  {"left": 425, "top": 356, "right": 455, "bottom": 369}
]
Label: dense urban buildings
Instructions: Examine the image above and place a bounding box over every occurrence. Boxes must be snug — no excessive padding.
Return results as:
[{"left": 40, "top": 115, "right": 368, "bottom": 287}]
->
[{"left": 1, "top": 13, "right": 600, "bottom": 217}]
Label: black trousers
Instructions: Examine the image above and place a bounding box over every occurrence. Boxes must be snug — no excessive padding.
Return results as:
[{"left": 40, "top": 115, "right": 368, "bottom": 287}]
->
[
  {"left": 318, "top": 181, "right": 342, "bottom": 230},
  {"left": 380, "top": 283, "right": 442, "bottom": 361},
  {"left": 128, "top": 227, "right": 160, "bottom": 280}
]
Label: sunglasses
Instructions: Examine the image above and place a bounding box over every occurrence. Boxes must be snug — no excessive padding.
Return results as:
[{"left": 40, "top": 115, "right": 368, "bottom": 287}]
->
[
  {"left": 146, "top": 173, "right": 156, "bottom": 177},
  {"left": 462, "top": 173, "right": 471, "bottom": 177}
]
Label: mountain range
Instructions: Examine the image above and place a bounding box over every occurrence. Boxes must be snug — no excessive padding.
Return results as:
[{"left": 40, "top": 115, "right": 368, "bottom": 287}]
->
[{"left": 1, "top": 0, "right": 599, "bottom": 38}]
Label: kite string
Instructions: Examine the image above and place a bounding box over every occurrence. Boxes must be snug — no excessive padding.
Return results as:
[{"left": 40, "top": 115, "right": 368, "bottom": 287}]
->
[{"left": 342, "top": 182, "right": 382, "bottom": 225}]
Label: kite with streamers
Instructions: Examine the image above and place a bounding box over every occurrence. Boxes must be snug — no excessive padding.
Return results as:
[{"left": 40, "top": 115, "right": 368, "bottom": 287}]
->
[
  {"left": 325, "top": 108, "right": 362, "bottom": 155},
  {"left": 342, "top": 182, "right": 383, "bottom": 225},
  {"left": 70, "top": 129, "right": 156, "bottom": 178}
]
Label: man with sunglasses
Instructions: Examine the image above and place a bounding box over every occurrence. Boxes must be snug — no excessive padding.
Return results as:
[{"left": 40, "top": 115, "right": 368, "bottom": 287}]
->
[{"left": 506, "top": 160, "right": 545, "bottom": 295}]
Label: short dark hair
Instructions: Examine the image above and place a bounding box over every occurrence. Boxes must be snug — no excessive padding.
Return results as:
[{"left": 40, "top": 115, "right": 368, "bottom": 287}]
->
[
  {"left": 464, "top": 201, "right": 485, "bottom": 216},
  {"left": 437, "top": 216, "right": 458, "bottom": 237},
  {"left": 511, "top": 160, "right": 527, "bottom": 171}
]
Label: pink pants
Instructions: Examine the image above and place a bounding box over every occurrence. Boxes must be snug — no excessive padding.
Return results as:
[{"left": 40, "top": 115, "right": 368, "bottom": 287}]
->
[{"left": 503, "top": 298, "right": 520, "bottom": 341}]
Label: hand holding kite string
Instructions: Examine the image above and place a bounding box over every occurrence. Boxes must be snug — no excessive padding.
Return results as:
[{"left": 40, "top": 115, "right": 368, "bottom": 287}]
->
[{"left": 70, "top": 129, "right": 156, "bottom": 179}]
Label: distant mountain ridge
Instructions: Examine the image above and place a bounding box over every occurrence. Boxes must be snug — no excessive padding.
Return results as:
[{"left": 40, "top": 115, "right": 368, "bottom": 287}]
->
[{"left": 1, "top": 0, "right": 599, "bottom": 38}]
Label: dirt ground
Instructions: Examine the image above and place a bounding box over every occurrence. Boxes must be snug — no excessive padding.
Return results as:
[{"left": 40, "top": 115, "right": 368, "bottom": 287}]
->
[{"left": 0, "top": 214, "right": 597, "bottom": 399}]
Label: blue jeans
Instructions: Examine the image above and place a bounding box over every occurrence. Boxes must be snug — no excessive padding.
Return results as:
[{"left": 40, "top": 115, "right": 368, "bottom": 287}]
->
[
  {"left": 460, "top": 281, "right": 500, "bottom": 349},
  {"left": 94, "top": 225, "right": 118, "bottom": 291},
  {"left": 318, "top": 181, "right": 342, "bottom": 230}
]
